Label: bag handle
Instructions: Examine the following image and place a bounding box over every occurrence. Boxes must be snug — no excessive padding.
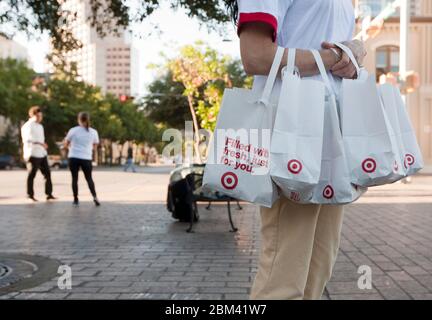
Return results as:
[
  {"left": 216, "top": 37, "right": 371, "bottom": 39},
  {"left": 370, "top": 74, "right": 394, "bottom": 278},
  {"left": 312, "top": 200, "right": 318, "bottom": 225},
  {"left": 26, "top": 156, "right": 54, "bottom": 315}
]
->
[
  {"left": 333, "top": 42, "right": 361, "bottom": 79},
  {"left": 310, "top": 49, "right": 334, "bottom": 96},
  {"left": 285, "top": 48, "right": 297, "bottom": 76},
  {"left": 260, "top": 46, "right": 285, "bottom": 106}
]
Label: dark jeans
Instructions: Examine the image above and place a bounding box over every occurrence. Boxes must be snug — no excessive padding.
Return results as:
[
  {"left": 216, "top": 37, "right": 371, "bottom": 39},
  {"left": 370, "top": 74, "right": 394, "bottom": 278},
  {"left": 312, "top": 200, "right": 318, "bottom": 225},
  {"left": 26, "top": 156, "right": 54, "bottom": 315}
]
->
[
  {"left": 27, "top": 156, "right": 53, "bottom": 197},
  {"left": 69, "top": 158, "right": 97, "bottom": 199}
]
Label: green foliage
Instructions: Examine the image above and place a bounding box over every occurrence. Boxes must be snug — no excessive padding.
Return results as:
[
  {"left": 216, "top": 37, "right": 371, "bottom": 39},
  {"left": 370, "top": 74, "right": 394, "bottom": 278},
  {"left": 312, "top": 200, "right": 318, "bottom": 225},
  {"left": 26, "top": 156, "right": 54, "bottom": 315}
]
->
[
  {"left": 0, "top": 0, "right": 233, "bottom": 54},
  {"left": 143, "top": 71, "right": 191, "bottom": 129},
  {"left": 41, "top": 77, "right": 160, "bottom": 148},
  {"left": 0, "top": 126, "right": 20, "bottom": 156},
  {"left": 163, "top": 42, "right": 250, "bottom": 131},
  {"left": 0, "top": 58, "right": 41, "bottom": 125},
  {"left": 0, "top": 58, "right": 160, "bottom": 158}
]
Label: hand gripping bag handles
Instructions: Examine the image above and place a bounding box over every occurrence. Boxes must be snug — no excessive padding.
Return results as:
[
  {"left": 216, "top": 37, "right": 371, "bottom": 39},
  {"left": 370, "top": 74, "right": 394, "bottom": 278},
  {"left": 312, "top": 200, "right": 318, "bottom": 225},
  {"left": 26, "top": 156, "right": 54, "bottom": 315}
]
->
[
  {"left": 379, "top": 83, "right": 424, "bottom": 176},
  {"left": 336, "top": 42, "right": 405, "bottom": 187},
  {"left": 270, "top": 48, "right": 327, "bottom": 202},
  {"left": 309, "top": 50, "right": 367, "bottom": 204},
  {"left": 203, "top": 47, "right": 285, "bottom": 208}
]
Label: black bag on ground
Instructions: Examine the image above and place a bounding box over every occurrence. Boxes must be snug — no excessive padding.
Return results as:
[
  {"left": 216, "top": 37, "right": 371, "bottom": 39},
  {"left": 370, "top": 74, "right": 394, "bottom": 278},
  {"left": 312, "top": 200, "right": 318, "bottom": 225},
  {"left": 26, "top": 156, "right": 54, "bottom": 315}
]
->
[{"left": 167, "top": 175, "right": 198, "bottom": 223}]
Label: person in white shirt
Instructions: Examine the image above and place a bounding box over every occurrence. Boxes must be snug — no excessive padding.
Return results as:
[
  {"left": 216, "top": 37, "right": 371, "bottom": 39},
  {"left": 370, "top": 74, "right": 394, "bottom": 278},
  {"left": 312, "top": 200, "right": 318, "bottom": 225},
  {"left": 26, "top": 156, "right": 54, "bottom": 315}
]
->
[
  {"left": 21, "top": 106, "right": 56, "bottom": 202},
  {"left": 64, "top": 112, "right": 100, "bottom": 207},
  {"left": 229, "top": 0, "right": 367, "bottom": 300}
]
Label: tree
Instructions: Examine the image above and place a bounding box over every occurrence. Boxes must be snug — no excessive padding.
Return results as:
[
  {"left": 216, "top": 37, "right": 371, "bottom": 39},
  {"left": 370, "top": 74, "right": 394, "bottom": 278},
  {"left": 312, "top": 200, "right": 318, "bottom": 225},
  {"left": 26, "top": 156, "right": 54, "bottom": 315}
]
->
[
  {"left": 168, "top": 42, "right": 250, "bottom": 162},
  {"left": 0, "top": 0, "right": 234, "bottom": 54},
  {"left": 41, "top": 75, "right": 160, "bottom": 163},
  {"left": 41, "top": 73, "right": 106, "bottom": 152},
  {"left": 0, "top": 58, "right": 41, "bottom": 125},
  {"left": 104, "top": 94, "right": 160, "bottom": 163},
  {"left": 146, "top": 42, "right": 250, "bottom": 162},
  {"left": 0, "top": 57, "right": 160, "bottom": 161},
  {"left": 143, "top": 71, "right": 191, "bottom": 130},
  {"left": 0, "top": 126, "right": 20, "bottom": 156}
]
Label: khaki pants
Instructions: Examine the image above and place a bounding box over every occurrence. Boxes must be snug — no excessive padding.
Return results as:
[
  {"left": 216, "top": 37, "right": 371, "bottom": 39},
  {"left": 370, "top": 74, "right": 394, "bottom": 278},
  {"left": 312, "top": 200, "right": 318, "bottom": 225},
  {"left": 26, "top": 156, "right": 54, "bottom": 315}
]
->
[{"left": 250, "top": 196, "right": 344, "bottom": 300}]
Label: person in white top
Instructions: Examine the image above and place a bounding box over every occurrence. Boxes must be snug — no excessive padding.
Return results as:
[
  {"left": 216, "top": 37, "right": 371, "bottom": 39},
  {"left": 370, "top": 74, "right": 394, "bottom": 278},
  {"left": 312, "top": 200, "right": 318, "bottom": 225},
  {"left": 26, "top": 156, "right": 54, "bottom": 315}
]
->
[
  {"left": 229, "top": 0, "right": 367, "bottom": 300},
  {"left": 21, "top": 106, "right": 56, "bottom": 202},
  {"left": 64, "top": 112, "right": 100, "bottom": 207}
]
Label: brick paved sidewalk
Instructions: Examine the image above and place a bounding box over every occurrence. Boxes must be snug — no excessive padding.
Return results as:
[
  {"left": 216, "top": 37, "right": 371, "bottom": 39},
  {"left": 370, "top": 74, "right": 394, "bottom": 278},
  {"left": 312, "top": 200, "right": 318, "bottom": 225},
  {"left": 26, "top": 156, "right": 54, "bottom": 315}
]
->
[{"left": 0, "top": 168, "right": 431, "bottom": 300}]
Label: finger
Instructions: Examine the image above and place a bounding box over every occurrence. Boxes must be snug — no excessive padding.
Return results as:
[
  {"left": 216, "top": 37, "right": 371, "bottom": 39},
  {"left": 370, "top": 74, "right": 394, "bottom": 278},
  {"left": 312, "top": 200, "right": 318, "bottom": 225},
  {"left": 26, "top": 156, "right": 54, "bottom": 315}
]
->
[
  {"left": 340, "top": 65, "right": 356, "bottom": 78},
  {"left": 347, "top": 65, "right": 357, "bottom": 79},
  {"left": 321, "top": 41, "right": 336, "bottom": 49},
  {"left": 331, "top": 53, "right": 350, "bottom": 71},
  {"left": 333, "top": 64, "right": 356, "bottom": 79},
  {"left": 345, "top": 66, "right": 356, "bottom": 79}
]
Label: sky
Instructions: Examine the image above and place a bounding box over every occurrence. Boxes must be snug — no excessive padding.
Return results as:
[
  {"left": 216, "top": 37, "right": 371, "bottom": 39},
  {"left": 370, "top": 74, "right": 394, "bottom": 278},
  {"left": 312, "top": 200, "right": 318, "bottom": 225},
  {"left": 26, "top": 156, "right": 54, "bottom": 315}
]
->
[{"left": 12, "top": 4, "right": 240, "bottom": 98}]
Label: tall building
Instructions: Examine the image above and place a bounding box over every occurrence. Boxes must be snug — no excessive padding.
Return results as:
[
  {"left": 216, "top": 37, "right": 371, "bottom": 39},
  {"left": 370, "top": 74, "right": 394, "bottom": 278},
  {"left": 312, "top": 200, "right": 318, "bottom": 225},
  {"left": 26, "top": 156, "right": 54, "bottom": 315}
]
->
[
  {"left": 354, "top": 0, "right": 432, "bottom": 166},
  {"left": 0, "top": 33, "right": 31, "bottom": 64},
  {"left": 61, "top": 0, "right": 132, "bottom": 96}
]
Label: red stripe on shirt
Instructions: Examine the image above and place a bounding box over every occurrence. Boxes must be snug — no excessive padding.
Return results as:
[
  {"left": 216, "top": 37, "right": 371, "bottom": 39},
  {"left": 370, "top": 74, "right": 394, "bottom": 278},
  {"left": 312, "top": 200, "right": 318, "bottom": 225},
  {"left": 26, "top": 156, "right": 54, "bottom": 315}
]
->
[{"left": 237, "top": 12, "right": 278, "bottom": 42}]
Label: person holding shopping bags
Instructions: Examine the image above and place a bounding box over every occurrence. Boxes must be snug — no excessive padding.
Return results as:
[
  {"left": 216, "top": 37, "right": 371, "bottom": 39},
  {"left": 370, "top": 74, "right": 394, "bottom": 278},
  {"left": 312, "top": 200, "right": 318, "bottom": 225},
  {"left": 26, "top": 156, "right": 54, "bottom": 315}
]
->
[
  {"left": 226, "top": 0, "right": 367, "bottom": 300},
  {"left": 64, "top": 112, "right": 101, "bottom": 207}
]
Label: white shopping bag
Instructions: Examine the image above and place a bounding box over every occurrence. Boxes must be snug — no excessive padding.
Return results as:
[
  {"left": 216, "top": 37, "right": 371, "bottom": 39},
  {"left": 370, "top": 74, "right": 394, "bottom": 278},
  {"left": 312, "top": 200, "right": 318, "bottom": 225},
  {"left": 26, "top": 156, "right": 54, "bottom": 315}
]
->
[
  {"left": 378, "top": 83, "right": 407, "bottom": 182},
  {"left": 277, "top": 50, "right": 366, "bottom": 204},
  {"left": 203, "top": 47, "right": 285, "bottom": 207},
  {"left": 309, "top": 50, "right": 367, "bottom": 204},
  {"left": 270, "top": 48, "right": 326, "bottom": 201},
  {"left": 391, "top": 86, "right": 424, "bottom": 175},
  {"left": 336, "top": 42, "right": 400, "bottom": 187},
  {"left": 309, "top": 97, "right": 367, "bottom": 204}
]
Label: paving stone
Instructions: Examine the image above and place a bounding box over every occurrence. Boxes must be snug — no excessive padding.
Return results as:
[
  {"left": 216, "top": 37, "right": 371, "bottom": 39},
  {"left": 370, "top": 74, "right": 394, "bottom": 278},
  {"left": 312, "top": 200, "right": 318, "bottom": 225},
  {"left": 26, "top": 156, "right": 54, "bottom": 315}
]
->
[
  {"left": 14, "top": 293, "right": 71, "bottom": 300},
  {"left": 199, "top": 287, "right": 249, "bottom": 294},
  {"left": 223, "top": 294, "right": 250, "bottom": 300},
  {"left": 179, "top": 281, "right": 226, "bottom": 288},
  {"left": 410, "top": 293, "right": 432, "bottom": 300},
  {"left": 387, "top": 271, "right": 415, "bottom": 281},
  {"left": 67, "top": 293, "right": 120, "bottom": 300},
  {"left": 401, "top": 266, "right": 429, "bottom": 275},
  {"left": 329, "top": 294, "right": 384, "bottom": 300},
  {"left": 82, "top": 281, "right": 133, "bottom": 288},
  {"left": 326, "top": 281, "right": 380, "bottom": 296},
  {"left": 396, "top": 280, "right": 430, "bottom": 294},
  {"left": 378, "top": 288, "right": 412, "bottom": 300},
  {"left": 171, "top": 293, "right": 224, "bottom": 300}
]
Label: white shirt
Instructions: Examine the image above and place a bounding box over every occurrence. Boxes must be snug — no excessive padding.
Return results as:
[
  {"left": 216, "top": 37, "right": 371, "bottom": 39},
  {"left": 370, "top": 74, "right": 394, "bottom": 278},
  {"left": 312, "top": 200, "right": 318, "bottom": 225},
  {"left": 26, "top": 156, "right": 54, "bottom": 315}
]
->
[
  {"left": 21, "top": 118, "right": 47, "bottom": 160},
  {"left": 65, "top": 126, "right": 100, "bottom": 160},
  {"left": 238, "top": 0, "right": 356, "bottom": 94}
]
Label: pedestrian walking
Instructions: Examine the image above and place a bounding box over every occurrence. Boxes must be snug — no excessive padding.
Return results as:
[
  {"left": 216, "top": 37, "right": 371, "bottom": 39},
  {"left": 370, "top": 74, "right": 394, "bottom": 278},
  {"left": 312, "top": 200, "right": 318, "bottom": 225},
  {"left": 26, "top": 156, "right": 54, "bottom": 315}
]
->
[
  {"left": 21, "top": 106, "right": 57, "bottom": 202},
  {"left": 229, "top": 0, "right": 367, "bottom": 300},
  {"left": 64, "top": 112, "right": 101, "bottom": 207},
  {"left": 123, "top": 146, "right": 137, "bottom": 173}
]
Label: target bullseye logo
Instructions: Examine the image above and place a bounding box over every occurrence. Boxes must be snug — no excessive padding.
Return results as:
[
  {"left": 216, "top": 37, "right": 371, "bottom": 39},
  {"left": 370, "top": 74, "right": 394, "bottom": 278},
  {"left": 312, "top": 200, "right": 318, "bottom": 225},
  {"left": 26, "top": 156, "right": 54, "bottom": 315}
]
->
[
  {"left": 221, "top": 172, "right": 238, "bottom": 190},
  {"left": 287, "top": 160, "right": 303, "bottom": 174},
  {"left": 362, "top": 158, "right": 377, "bottom": 173},
  {"left": 404, "top": 154, "right": 415, "bottom": 168},
  {"left": 323, "top": 185, "right": 334, "bottom": 199}
]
